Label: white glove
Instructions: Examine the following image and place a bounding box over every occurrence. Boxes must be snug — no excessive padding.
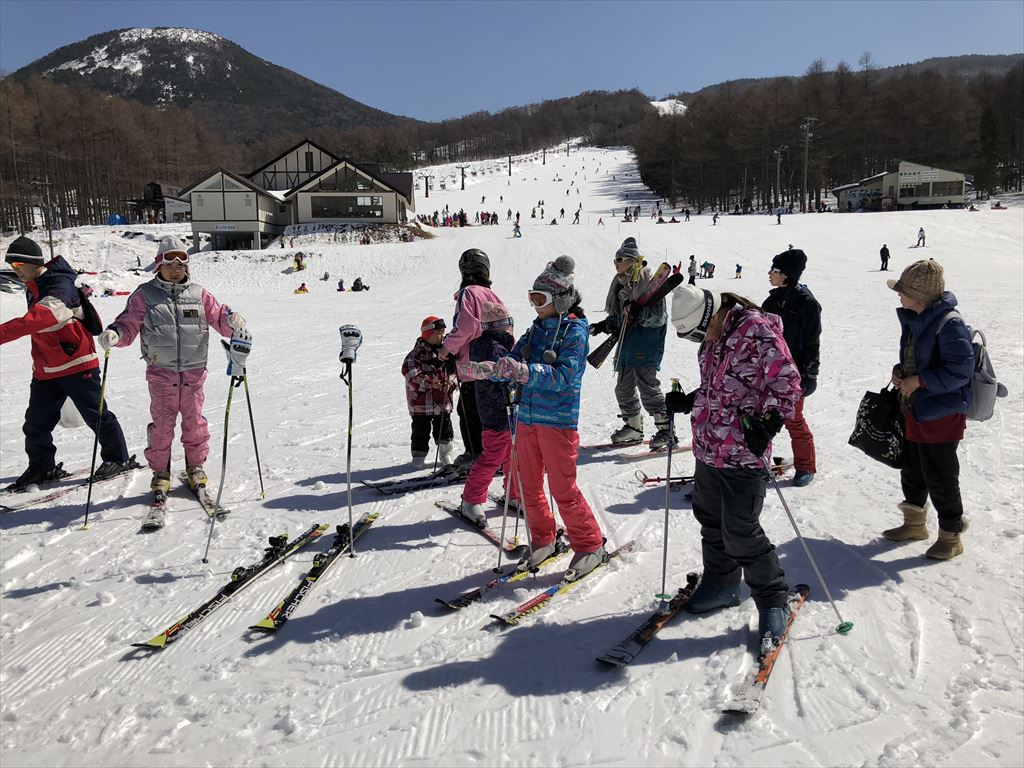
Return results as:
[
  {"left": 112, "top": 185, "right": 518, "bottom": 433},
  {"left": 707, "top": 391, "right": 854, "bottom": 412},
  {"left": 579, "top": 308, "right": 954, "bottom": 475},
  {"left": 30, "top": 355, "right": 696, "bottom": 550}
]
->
[
  {"left": 339, "top": 324, "right": 363, "bottom": 364},
  {"left": 226, "top": 311, "right": 247, "bottom": 331},
  {"left": 223, "top": 329, "right": 252, "bottom": 376},
  {"left": 98, "top": 328, "right": 120, "bottom": 351}
]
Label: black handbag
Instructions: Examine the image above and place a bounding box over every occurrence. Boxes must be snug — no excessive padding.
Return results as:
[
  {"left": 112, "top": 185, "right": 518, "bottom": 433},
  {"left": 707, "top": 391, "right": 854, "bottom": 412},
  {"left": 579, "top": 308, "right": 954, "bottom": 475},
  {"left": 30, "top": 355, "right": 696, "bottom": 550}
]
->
[{"left": 848, "top": 385, "right": 904, "bottom": 469}]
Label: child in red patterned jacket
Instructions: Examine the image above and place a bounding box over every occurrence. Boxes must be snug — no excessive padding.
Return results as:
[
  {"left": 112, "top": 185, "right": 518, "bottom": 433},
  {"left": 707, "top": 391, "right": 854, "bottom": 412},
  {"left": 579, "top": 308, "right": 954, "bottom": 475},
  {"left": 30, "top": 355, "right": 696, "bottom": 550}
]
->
[{"left": 402, "top": 317, "right": 457, "bottom": 467}]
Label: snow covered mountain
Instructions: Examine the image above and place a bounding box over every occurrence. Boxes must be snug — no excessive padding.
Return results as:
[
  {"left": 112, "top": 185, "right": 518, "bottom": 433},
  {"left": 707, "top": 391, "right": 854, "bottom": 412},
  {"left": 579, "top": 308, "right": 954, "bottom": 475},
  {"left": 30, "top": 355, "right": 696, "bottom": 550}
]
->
[{"left": 7, "top": 27, "right": 415, "bottom": 141}]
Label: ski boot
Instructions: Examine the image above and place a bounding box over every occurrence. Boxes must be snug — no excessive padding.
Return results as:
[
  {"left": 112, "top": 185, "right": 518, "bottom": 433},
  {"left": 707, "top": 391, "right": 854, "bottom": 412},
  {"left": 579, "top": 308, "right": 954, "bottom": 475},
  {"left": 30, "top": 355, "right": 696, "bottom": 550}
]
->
[
  {"left": 525, "top": 539, "right": 559, "bottom": 570},
  {"left": 458, "top": 500, "right": 488, "bottom": 529},
  {"left": 92, "top": 455, "right": 141, "bottom": 482},
  {"left": 792, "top": 470, "right": 815, "bottom": 487},
  {"left": 758, "top": 604, "right": 792, "bottom": 653},
  {"left": 150, "top": 471, "right": 171, "bottom": 495},
  {"left": 186, "top": 466, "right": 208, "bottom": 490},
  {"left": 438, "top": 441, "right": 455, "bottom": 467},
  {"left": 686, "top": 575, "right": 742, "bottom": 613},
  {"left": 610, "top": 414, "right": 643, "bottom": 445},
  {"left": 649, "top": 412, "right": 678, "bottom": 451},
  {"left": 564, "top": 546, "right": 609, "bottom": 582},
  {"left": 6, "top": 463, "right": 71, "bottom": 493}
]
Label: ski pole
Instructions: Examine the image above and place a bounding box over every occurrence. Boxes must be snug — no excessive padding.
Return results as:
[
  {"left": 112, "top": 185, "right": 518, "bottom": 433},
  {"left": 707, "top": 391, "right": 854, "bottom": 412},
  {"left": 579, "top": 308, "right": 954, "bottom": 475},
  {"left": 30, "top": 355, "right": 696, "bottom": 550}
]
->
[
  {"left": 766, "top": 465, "right": 854, "bottom": 635},
  {"left": 79, "top": 349, "right": 111, "bottom": 531},
  {"left": 654, "top": 382, "right": 681, "bottom": 608},
  {"left": 341, "top": 361, "right": 357, "bottom": 557},
  {"left": 202, "top": 376, "right": 240, "bottom": 563},
  {"left": 493, "top": 394, "right": 519, "bottom": 573},
  {"left": 242, "top": 376, "right": 265, "bottom": 499}
]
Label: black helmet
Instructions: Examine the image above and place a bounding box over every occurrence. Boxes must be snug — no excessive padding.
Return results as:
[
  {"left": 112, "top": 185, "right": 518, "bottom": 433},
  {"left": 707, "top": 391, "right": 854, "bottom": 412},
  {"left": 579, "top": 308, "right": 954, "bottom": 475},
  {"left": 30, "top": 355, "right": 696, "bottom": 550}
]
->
[{"left": 458, "top": 248, "right": 490, "bottom": 279}]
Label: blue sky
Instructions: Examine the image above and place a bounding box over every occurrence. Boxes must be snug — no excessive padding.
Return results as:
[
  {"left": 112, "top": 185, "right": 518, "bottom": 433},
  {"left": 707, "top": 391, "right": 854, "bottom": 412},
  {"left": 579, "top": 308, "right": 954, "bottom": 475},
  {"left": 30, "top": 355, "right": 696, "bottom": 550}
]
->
[{"left": 1, "top": 0, "right": 1021, "bottom": 121}]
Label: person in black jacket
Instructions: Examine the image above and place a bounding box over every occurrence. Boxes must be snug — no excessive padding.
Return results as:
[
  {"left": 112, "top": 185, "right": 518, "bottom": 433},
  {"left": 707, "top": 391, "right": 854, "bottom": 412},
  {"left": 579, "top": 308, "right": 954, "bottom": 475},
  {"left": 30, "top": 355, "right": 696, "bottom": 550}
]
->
[
  {"left": 762, "top": 249, "right": 821, "bottom": 486},
  {"left": 880, "top": 244, "right": 890, "bottom": 271}
]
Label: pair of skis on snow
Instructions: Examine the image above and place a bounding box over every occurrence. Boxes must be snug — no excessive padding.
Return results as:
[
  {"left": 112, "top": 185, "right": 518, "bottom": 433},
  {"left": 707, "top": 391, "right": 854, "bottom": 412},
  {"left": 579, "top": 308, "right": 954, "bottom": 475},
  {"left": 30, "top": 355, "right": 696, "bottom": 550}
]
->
[
  {"left": 360, "top": 463, "right": 469, "bottom": 495},
  {"left": 141, "top": 472, "right": 230, "bottom": 530},
  {"left": 0, "top": 457, "right": 142, "bottom": 513},
  {"left": 132, "top": 511, "right": 378, "bottom": 650}
]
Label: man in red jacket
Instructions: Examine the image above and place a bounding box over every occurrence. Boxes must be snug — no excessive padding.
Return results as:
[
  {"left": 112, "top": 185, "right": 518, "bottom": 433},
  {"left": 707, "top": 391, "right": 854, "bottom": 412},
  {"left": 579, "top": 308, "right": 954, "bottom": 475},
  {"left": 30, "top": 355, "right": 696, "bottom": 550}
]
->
[{"left": 0, "top": 236, "right": 133, "bottom": 492}]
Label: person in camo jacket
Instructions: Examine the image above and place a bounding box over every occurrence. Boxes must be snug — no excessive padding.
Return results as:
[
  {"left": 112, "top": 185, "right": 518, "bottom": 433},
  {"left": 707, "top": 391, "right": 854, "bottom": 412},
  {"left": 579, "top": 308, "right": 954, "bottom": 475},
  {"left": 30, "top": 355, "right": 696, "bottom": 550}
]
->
[
  {"left": 402, "top": 316, "right": 457, "bottom": 468},
  {"left": 99, "top": 236, "right": 248, "bottom": 498}
]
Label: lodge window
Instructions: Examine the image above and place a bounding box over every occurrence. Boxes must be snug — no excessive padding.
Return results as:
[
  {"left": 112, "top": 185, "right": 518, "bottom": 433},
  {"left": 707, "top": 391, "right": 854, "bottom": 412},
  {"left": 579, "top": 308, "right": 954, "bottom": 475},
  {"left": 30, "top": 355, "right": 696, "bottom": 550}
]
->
[
  {"left": 931, "top": 181, "right": 963, "bottom": 197},
  {"left": 310, "top": 195, "right": 384, "bottom": 218},
  {"left": 305, "top": 152, "right": 314, "bottom": 173}
]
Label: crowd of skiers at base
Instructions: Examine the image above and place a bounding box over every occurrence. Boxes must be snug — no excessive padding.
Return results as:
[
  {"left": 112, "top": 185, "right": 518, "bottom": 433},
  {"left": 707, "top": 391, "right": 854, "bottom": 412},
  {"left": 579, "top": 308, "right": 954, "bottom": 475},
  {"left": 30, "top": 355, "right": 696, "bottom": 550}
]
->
[
  {"left": 399, "top": 239, "right": 972, "bottom": 640},
  {"left": 1, "top": 227, "right": 973, "bottom": 643}
]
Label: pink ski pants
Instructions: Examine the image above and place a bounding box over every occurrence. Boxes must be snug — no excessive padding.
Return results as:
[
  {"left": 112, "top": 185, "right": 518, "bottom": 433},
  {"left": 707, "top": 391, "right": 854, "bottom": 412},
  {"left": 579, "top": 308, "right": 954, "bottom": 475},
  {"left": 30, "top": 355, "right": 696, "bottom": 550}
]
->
[
  {"left": 144, "top": 366, "right": 210, "bottom": 472},
  {"left": 463, "top": 429, "right": 520, "bottom": 505},
  {"left": 515, "top": 423, "right": 603, "bottom": 552}
]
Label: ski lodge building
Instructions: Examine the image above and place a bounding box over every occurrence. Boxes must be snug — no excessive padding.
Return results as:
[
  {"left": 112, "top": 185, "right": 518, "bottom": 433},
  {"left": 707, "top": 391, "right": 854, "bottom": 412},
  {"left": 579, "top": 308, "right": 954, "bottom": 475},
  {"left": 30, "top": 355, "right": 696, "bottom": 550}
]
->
[
  {"left": 832, "top": 161, "right": 967, "bottom": 212},
  {"left": 180, "top": 139, "right": 415, "bottom": 250}
]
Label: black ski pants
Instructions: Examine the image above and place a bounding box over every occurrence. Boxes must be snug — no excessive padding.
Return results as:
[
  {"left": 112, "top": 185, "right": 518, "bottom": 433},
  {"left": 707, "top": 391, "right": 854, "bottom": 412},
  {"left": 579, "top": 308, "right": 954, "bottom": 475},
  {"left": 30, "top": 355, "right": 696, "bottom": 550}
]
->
[
  {"left": 456, "top": 381, "right": 483, "bottom": 457},
  {"left": 901, "top": 438, "right": 964, "bottom": 533},
  {"left": 410, "top": 414, "right": 454, "bottom": 456},
  {"left": 690, "top": 460, "right": 789, "bottom": 610},
  {"left": 24, "top": 369, "right": 129, "bottom": 471}
]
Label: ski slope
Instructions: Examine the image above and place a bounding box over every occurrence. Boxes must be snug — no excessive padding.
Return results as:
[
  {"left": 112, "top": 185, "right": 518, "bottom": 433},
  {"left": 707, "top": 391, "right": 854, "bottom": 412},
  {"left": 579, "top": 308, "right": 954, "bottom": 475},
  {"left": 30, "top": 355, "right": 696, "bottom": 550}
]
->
[{"left": 1, "top": 147, "right": 1022, "bottom": 767}]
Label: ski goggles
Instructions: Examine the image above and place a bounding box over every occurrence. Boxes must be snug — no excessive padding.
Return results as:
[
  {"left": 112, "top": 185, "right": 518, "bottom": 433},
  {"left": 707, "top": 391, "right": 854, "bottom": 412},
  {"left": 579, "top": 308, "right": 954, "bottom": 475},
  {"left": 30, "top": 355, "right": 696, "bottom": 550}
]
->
[
  {"left": 420, "top": 318, "right": 446, "bottom": 334},
  {"left": 160, "top": 252, "right": 189, "bottom": 266},
  {"left": 527, "top": 290, "right": 554, "bottom": 308}
]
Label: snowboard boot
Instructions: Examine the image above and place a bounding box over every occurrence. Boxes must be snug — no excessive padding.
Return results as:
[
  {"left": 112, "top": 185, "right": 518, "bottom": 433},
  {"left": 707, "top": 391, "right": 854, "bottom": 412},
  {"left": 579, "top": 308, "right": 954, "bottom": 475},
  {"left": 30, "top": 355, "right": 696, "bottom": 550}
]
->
[
  {"left": 438, "top": 441, "right": 455, "bottom": 467},
  {"left": 6, "top": 463, "right": 70, "bottom": 493},
  {"left": 186, "top": 466, "right": 208, "bottom": 490},
  {"left": 649, "top": 412, "right": 678, "bottom": 451},
  {"left": 925, "top": 529, "right": 964, "bottom": 560},
  {"left": 151, "top": 471, "right": 171, "bottom": 495},
  {"left": 458, "top": 500, "right": 488, "bottom": 529},
  {"left": 686, "top": 575, "right": 742, "bottom": 613},
  {"left": 564, "top": 545, "right": 609, "bottom": 582},
  {"left": 758, "top": 603, "right": 792, "bottom": 652},
  {"left": 410, "top": 451, "right": 428, "bottom": 469},
  {"left": 882, "top": 501, "right": 929, "bottom": 542},
  {"left": 610, "top": 414, "right": 644, "bottom": 445}
]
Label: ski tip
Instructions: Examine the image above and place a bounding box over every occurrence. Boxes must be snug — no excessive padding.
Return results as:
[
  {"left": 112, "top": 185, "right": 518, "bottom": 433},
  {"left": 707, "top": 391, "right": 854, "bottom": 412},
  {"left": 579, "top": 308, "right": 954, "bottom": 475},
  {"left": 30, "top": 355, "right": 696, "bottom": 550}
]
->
[
  {"left": 248, "top": 620, "right": 277, "bottom": 632},
  {"left": 132, "top": 635, "right": 167, "bottom": 650},
  {"left": 595, "top": 655, "right": 630, "bottom": 668}
]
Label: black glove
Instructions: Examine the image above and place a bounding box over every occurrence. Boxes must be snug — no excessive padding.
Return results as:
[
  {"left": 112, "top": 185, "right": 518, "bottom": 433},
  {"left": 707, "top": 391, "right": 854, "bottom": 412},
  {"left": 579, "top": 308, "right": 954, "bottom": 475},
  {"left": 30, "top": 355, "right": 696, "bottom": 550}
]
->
[
  {"left": 665, "top": 389, "right": 697, "bottom": 415},
  {"left": 741, "top": 411, "right": 785, "bottom": 456},
  {"left": 588, "top": 319, "right": 609, "bottom": 336},
  {"left": 802, "top": 376, "right": 817, "bottom": 398},
  {"left": 442, "top": 357, "right": 457, "bottom": 374}
]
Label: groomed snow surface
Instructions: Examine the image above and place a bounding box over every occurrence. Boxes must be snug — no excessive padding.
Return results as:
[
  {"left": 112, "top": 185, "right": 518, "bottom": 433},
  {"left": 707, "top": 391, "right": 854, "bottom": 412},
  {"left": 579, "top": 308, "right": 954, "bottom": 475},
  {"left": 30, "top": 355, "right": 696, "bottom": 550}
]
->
[{"left": 1, "top": 147, "right": 1022, "bottom": 767}]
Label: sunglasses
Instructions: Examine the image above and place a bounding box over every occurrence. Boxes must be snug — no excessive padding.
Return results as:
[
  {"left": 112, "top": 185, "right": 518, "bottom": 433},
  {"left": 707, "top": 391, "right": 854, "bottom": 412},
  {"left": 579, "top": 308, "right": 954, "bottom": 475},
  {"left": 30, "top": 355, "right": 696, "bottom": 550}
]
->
[
  {"left": 528, "top": 290, "right": 554, "bottom": 308},
  {"left": 161, "top": 253, "right": 189, "bottom": 266},
  {"left": 613, "top": 256, "right": 634, "bottom": 265},
  {"left": 769, "top": 268, "right": 784, "bottom": 275}
]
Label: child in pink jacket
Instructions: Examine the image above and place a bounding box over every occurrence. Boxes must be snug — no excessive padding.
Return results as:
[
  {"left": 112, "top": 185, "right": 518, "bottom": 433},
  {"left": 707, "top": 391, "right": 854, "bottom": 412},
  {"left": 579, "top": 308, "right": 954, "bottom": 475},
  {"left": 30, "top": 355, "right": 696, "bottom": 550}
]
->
[{"left": 99, "top": 236, "right": 246, "bottom": 496}]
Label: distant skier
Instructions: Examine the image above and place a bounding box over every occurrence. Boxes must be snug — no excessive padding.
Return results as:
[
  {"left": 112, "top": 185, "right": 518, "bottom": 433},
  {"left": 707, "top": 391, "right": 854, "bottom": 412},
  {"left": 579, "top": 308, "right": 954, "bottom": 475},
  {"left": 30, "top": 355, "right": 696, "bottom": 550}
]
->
[
  {"left": 880, "top": 244, "right": 890, "bottom": 271},
  {"left": 713, "top": 213, "right": 720, "bottom": 226},
  {"left": 916, "top": 227, "right": 926, "bottom": 247},
  {"left": 687, "top": 255, "right": 698, "bottom": 286},
  {"left": 512, "top": 222, "right": 522, "bottom": 238},
  {"left": 734, "top": 264, "right": 743, "bottom": 279}
]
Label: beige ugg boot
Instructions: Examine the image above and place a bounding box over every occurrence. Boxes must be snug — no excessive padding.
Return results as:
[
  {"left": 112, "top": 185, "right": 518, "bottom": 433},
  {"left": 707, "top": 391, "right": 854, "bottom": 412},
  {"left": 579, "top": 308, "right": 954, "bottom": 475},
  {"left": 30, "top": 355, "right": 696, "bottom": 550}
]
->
[
  {"left": 882, "top": 502, "right": 930, "bottom": 541},
  {"left": 925, "top": 529, "right": 964, "bottom": 560}
]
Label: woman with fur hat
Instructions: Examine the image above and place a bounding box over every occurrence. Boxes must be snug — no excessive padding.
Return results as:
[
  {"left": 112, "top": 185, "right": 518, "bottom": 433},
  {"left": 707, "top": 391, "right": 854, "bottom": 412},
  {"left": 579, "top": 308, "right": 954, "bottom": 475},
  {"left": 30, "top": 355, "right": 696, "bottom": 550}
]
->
[
  {"left": 437, "top": 248, "right": 511, "bottom": 468},
  {"left": 98, "top": 236, "right": 249, "bottom": 502},
  {"left": 665, "top": 285, "right": 802, "bottom": 646},
  {"left": 762, "top": 248, "right": 821, "bottom": 487},
  {"left": 464, "top": 256, "right": 606, "bottom": 581},
  {"left": 589, "top": 237, "right": 674, "bottom": 450},
  {"left": 884, "top": 259, "right": 973, "bottom": 560},
  {"left": 0, "top": 236, "right": 134, "bottom": 491}
]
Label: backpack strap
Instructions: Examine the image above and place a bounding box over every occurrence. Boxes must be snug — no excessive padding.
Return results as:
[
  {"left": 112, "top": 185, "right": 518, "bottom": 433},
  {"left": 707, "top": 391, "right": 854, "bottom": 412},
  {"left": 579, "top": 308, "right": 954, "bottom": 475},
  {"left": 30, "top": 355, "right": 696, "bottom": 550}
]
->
[{"left": 935, "top": 310, "right": 961, "bottom": 334}]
